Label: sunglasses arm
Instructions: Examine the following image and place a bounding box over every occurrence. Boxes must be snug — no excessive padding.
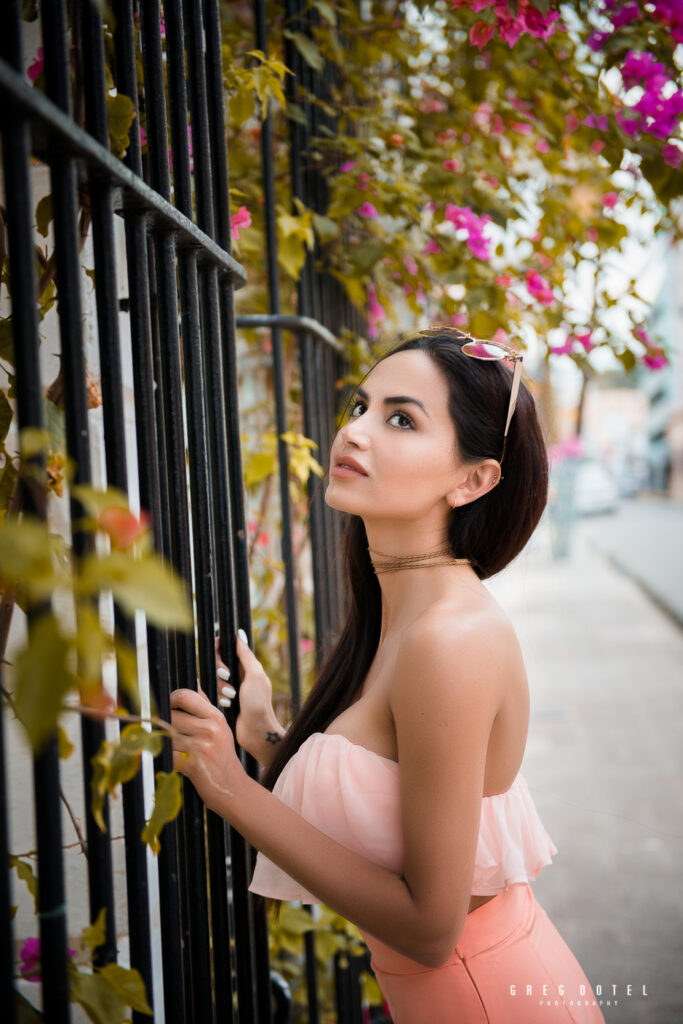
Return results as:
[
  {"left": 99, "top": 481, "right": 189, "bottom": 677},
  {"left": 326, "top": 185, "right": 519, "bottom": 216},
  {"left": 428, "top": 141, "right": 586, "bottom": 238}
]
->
[{"left": 504, "top": 357, "right": 524, "bottom": 438}]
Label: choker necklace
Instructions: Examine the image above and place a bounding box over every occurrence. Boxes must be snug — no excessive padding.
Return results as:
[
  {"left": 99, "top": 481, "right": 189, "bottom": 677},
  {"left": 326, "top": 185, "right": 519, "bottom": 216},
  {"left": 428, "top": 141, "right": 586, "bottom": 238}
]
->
[{"left": 368, "top": 545, "right": 472, "bottom": 575}]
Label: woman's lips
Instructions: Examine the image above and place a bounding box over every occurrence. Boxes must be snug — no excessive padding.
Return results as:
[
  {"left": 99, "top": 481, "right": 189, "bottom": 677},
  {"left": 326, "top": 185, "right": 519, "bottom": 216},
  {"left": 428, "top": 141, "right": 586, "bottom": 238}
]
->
[{"left": 331, "top": 463, "right": 368, "bottom": 478}]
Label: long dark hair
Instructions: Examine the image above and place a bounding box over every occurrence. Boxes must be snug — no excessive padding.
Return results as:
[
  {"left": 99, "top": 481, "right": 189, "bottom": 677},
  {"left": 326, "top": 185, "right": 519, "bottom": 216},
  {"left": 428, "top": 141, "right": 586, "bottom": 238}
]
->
[{"left": 262, "top": 329, "right": 549, "bottom": 794}]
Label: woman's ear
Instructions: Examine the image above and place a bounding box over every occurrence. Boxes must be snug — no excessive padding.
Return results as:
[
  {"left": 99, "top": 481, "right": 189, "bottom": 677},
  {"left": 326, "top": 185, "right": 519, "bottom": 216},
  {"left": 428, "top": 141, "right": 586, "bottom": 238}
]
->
[{"left": 446, "top": 460, "right": 501, "bottom": 508}]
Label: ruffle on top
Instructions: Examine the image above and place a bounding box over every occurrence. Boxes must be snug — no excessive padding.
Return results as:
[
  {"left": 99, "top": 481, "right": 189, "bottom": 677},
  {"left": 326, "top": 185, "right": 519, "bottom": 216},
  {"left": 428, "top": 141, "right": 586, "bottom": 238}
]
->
[{"left": 249, "top": 731, "right": 557, "bottom": 903}]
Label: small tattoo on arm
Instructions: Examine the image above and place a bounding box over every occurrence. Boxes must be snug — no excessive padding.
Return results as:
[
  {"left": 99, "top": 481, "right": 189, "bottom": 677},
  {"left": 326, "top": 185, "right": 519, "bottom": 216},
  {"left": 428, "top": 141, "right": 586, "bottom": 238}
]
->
[{"left": 265, "top": 731, "right": 282, "bottom": 745}]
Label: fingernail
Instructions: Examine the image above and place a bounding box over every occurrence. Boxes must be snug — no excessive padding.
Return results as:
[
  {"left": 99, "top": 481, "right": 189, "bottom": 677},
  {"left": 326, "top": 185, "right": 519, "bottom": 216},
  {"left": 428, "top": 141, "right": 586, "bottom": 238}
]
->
[
  {"left": 217, "top": 667, "right": 231, "bottom": 681},
  {"left": 221, "top": 685, "right": 236, "bottom": 698},
  {"left": 218, "top": 697, "right": 232, "bottom": 708},
  {"left": 237, "top": 628, "right": 249, "bottom": 645}
]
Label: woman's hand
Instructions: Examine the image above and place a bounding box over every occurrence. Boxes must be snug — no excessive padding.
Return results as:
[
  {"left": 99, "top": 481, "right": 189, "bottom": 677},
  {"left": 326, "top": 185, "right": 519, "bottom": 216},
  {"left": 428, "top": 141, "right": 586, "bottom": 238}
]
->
[
  {"left": 170, "top": 686, "right": 246, "bottom": 814},
  {"left": 218, "top": 630, "right": 286, "bottom": 765}
]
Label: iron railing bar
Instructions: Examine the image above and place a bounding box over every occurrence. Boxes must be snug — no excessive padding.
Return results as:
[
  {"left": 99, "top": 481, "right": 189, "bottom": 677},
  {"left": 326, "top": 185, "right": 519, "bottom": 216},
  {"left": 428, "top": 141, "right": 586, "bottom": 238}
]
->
[
  {"left": 235, "top": 314, "right": 343, "bottom": 353},
  {"left": 76, "top": 0, "right": 124, "bottom": 969},
  {"left": 0, "top": 11, "right": 71, "bottom": 1019},
  {"left": 176, "top": 247, "right": 219, "bottom": 1024},
  {"left": 0, "top": 61, "right": 246, "bottom": 286},
  {"left": 134, "top": 11, "right": 194, "bottom": 1014},
  {"left": 204, "top": 0, "right": 273, "bottom": 1010},
  {"left": 254, "top": 0, "right": 304, "bottom": 721},
  {"left": 163, "top": 0, "right": 193, "bottom": 219},
  {"left": 183, "top": 0, "right": 236, "bottom": 1014},
  {"left": 42, "top": 0, "right": 122, "bottom": 1007}
]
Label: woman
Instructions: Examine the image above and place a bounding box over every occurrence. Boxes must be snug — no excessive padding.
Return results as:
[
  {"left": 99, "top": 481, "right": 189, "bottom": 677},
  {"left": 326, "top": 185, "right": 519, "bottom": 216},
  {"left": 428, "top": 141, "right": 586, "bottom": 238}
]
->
[{"left": 170, "top": 328, "right": 606, "bottom": 1023}]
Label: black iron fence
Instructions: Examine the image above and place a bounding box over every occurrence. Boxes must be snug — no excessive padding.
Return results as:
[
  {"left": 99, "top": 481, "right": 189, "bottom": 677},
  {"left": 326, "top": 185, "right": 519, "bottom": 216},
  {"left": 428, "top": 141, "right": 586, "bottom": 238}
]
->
[{"left": 0, "top": 0, "right": 371, "bottom": 1021}]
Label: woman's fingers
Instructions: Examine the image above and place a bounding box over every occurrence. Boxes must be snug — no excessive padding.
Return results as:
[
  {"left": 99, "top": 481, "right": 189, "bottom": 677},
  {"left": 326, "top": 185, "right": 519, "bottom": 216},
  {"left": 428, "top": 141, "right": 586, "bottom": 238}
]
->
[{"left": 170, "top": 687, "right": 214, "bottom": 717}]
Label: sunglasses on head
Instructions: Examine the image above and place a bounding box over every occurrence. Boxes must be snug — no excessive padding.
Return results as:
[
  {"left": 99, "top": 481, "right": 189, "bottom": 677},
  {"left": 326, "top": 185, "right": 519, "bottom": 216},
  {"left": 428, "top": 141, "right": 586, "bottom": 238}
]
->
[{"left": 419, "top": 326, "right": 524, "bottom": 469}]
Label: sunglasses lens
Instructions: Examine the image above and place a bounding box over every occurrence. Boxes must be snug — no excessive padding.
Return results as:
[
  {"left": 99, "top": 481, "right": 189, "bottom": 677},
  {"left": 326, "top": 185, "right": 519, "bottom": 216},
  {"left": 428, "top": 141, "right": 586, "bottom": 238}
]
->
[{"left": 461, "top": 341, "right": 509, "bottom": 360}]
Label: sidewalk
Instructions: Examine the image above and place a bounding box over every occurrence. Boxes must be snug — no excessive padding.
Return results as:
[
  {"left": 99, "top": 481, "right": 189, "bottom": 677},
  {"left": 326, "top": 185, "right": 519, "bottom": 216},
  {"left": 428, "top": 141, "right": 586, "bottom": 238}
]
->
[
  {"left": 485, "top": 512, "right": 683, "bottom": 1024},
  {"left": 575, "top": 495, "right": 683, "bottom": 629}
]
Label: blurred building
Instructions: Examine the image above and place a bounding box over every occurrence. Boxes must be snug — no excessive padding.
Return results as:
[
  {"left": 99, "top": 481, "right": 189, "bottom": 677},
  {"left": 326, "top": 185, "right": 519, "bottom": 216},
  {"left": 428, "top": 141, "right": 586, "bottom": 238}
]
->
[{"left": 641, "top": 243, "right": 683, "bottom": 499}]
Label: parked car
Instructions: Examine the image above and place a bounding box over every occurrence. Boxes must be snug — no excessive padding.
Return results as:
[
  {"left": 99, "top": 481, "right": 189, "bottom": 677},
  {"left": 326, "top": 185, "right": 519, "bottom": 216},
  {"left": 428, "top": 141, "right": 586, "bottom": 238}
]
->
[{"left": 573, "top": 458, "right": 620, "bottom": 515}]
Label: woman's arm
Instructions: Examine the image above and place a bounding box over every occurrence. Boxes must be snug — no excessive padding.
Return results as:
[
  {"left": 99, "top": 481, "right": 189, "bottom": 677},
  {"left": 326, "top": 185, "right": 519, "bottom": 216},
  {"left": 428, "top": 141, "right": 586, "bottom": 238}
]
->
[{"left": 176, "top": 618, "right": 509, "bottom": 966}]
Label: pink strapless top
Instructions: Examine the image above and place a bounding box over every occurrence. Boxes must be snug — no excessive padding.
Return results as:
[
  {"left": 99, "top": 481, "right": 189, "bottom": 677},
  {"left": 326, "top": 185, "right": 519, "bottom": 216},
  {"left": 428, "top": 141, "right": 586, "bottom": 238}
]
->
[{"left": 249, "top": 731, "right": 557, "bottom": 901}]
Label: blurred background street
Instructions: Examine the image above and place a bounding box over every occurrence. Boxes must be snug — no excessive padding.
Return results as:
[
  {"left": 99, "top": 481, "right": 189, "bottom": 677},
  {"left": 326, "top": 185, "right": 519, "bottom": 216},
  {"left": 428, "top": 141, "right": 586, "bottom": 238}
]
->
[{"left": 485, "top": 494, "right": 683, "bottom": 1024}]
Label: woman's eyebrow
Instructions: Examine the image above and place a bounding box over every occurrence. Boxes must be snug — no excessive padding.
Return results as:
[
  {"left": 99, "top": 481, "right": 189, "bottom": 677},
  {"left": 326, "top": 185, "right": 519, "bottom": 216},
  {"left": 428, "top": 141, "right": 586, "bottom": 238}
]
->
[{"left": 355, "top": 386, "right": 430, "bottom": 419}]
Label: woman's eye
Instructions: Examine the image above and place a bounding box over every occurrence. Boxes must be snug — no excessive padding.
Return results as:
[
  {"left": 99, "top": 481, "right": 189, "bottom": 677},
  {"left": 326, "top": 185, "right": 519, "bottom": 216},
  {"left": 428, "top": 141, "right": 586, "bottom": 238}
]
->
[
  {"left": 389, "top": 411, "right": 414, "bottom": 429},
  {"left": 349, "top": 400, "right": 413, "bottom": 429}
]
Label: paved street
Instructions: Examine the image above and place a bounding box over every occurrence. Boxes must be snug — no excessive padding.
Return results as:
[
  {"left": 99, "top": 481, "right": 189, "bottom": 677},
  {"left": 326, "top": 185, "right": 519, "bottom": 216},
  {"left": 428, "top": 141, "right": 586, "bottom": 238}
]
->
[{"left": 485, "top": 498, "right": 683, "bottom": 1024}]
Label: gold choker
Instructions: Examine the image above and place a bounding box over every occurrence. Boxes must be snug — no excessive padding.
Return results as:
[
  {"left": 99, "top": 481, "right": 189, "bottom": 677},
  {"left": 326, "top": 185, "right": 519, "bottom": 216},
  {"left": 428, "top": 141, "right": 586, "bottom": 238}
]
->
[{"left": 368, "top": 545, "right": 472, "bottom": 575}]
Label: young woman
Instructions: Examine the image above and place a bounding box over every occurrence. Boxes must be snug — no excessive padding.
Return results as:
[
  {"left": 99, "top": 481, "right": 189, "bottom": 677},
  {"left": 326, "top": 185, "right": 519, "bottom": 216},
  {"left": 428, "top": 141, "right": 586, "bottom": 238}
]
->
[{"left": 170, "top": 328, "right": 606, "bottom": 1023}]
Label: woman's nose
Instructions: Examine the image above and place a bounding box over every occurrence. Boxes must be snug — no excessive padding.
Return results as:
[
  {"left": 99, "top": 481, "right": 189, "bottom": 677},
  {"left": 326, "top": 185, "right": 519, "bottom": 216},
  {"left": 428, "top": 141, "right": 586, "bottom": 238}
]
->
[{"left": 339, "top": 415, "right": 370, "bottom": 447}]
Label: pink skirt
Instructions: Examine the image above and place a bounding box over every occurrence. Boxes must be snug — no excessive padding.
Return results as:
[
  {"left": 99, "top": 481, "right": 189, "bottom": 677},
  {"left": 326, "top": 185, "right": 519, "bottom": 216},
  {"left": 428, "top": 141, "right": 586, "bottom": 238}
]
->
[{"left": 362, "top": 883, "right": 606, "bottom": 1023}]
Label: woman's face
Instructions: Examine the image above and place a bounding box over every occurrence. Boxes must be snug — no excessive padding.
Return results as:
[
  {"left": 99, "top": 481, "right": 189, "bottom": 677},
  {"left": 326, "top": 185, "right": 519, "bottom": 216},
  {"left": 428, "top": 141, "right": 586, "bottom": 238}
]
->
[{"left": 325, "top": 349, "right": 464, "bottom": 521}]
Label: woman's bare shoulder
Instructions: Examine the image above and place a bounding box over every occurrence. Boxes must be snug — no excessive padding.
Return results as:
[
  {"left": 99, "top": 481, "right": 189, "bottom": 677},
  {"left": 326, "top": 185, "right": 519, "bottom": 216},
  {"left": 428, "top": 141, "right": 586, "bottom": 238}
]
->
[{"left": 405, "top": 589, "right": 519, "bottom": 650}]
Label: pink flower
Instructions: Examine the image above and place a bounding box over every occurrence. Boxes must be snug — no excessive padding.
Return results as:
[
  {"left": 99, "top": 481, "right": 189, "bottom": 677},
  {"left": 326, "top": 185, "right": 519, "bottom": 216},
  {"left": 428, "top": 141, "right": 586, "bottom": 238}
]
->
[
  {"left": 550, "top": 339, "right": 575, "bottom": 356},
  {"left": 524, "top": 269, "right": 554, "bottom": 306},
  {"left": 643, "top": 352, "right": 668, "bottom": 369},
  {"left": 355, "top": 172, "right": 371, "bottom": 192},
  {"left": 511, "top": 121, "right": 532, "bottom": 135},
  {"left": 442, "top": 159, "right": 462, "bottom": 173},
  {"left": 495, "top": 274, "right": 513, "bottom": 288},
  {"left": 422, "top": 239, "right": 441, "bottom": 256},
  {"left": 340, "top": 160, "right": 356, "bottom": 172},
  {"left": 19, "top": 938, "right": 76, "bottom": 983},
  {"left": 602, "top": 192, "right": 619, "bottom": 209},
  {"left": 231, "top": 206, "right": 251, "bottom": 240},
  {"left": 139, "top": 125, "right": 148, "bottom": 148},
  {"left": 536, "top": 138, "right": 550, "bottom": 153},
  {"left": 522, "top": 5, "right": 560, "bottom": 39},
  {"left": 575, "top": 331, "right": 594, "bottom": 352},
  {"left": 300, "top": 637, "right": 314, "bottom": 654},
  {"left": 498, "top": 17, "right": 524, "bottom": 48},
  {"left": 357, "top": 202, "right": 378, "bottom": 219},
  {"left": 403, "top": 255, "right": 418, "bottom": 276},
  {"left": 612, "top": 1, "right": 641, "bottom": 27},
  {"left": 367, "top": 288, "right": 385, "bottom": 340},
  {"left": 591, "top": 140, "right": 606, "bottom": 154},
  {"left": 444, "top": 204, "right": 492, "bottom": 260},
  {"left": 491, "top": 328, "right": 510, "bottom": 346},
  {"left": 662, "top": 143, "right": 683, "bottom": 168},
  {"left": 27, "top": 48, "right": 44, "bottom": 84},
  {"left": 584, "top": 114, "right": 609, "bottom": 132},
  {"left": 470, "top": 21, "right": 495, "bottom": 49}
]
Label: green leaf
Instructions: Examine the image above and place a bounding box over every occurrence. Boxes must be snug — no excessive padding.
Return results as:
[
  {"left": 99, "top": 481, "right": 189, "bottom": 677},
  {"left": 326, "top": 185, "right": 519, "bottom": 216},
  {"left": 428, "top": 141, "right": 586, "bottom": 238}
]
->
[
  {"left": 70, "top": 967, "right": 127, "bottom": 1024},
  {"left": 35, "top": 194, "right": 53, "bottom": 238},
  {"left": 9, "top": 856, "right": 39, "bottom": 913},
  {"left": 0, "top": 517, "right": 66, "bottom": 603},
  {"left": 244, "top": 451, "right": 276, "bottom": 488},
  {"left": 107, "top": 93, "right": 136, "bottom": 158},
  {"left": 70, "top": 484, "right": 129, "bottom": 522},
  {"left": 229, "top": 87, "right": 255, "bottom": 128},
  {"left": 81, "top": 907, "right": 107, "bottom": 952},
  {"left": 0, "top": 318, "right": 13, "bottom": 365},
  {"left": 97, "top": 964, "right": 153, "bottom": 1014},
  {"left": 90, "top": 724, "right": 165, "bottom": 832},
  {"left": 0, "top": 391, "right": 13, "bottom": 447},
  {"left": 141, "top": 770, "right": 183, "bottom": 854},
  {"left": 79, "top": 552, "right": 193, "bottom": 631},
  {"left": 57, "top": 724, "right": 75, "bottom": 760},
  {"left": 14, "top": 613, "right": 75, "bottom": 751},
  {"left": 283, "top": 30, "right": 324, "bottom": 73},
  {"left": 311, "top": 0, "right": 336, "bottom": 24}
]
